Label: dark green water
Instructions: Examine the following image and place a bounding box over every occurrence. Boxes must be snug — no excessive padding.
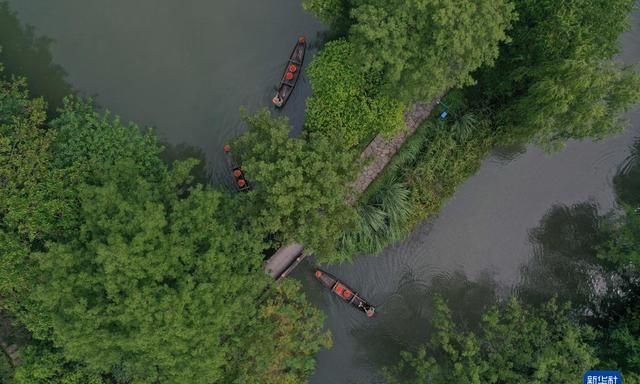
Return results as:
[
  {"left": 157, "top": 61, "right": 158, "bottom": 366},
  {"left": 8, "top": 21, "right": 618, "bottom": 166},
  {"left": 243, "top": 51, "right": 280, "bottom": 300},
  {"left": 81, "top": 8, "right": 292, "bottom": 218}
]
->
[
  {"left": 2, "top": 1, "right": 639, "bottom": 383},
  {"left": 1, "top": 0, "right": 324, "bottom": 181}
]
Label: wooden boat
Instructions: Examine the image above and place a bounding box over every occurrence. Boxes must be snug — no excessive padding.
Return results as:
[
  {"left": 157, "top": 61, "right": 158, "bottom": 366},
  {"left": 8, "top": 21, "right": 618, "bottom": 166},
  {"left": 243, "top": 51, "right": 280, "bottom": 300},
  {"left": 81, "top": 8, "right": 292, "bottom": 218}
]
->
[
  {"left": 272, "top": 36, "right": 306, "bottom": 108},
  {"left": 314, "top": 269, "right": 375, "bottom": 317},
  {"left": 223, "top": 144, "right": 250, "bottom": 192}
]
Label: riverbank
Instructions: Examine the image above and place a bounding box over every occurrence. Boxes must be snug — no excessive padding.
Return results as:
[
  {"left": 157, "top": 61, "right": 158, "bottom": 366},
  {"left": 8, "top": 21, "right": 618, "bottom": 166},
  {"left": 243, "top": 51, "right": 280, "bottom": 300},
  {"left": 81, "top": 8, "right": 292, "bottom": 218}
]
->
[{"left": 350, "top": 101, "right": 436, "bottom": 201}]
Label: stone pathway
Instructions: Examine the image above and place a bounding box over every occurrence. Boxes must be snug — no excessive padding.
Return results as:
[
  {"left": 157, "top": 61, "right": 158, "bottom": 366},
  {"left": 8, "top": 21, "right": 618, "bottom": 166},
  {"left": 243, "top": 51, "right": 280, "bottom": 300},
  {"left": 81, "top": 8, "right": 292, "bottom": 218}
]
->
[{"left": 348, "top": 100, "right": 437, "bottom": 204}]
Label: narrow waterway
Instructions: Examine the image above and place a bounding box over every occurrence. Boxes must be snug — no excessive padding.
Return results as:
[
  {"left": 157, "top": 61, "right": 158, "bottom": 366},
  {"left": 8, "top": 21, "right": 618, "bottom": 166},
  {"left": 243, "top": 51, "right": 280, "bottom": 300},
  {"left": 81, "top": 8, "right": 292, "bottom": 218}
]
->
[
  {"left": 2, "top": 2, "right": 639, "bottom": 384},
  {"left": 298, "top": 5, "right": 640, "bottom": 383}
]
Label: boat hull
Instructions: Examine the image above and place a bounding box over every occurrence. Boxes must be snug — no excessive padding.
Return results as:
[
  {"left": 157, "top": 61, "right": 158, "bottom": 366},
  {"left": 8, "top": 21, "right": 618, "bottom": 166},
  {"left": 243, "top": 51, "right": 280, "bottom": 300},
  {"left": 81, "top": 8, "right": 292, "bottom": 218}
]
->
[
  {"left": 314, "top": 269, "right": 375, "bottom": 317},
  {"left": 272, "top": 37, "right": 306, "bottom": 108}
]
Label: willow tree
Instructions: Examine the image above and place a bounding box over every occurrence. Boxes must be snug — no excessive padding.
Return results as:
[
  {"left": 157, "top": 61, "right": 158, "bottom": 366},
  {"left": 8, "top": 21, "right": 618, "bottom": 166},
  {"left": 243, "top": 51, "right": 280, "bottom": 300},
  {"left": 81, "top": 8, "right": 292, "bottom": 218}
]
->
[
  {"left": 384, "top": 297, "right": 597, "bottom": 384},
  {"left": 304, "top": 0, "right": 516, "bottom": 103},
  {"left": 472, "top": 0, "right": 640, "bottom": 147}
]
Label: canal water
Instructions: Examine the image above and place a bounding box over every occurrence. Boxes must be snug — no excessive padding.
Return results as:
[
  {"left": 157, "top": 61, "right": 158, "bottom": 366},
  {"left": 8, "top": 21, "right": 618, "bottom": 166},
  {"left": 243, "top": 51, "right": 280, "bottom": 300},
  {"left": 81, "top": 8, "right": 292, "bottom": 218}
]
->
[
  {"left": 1, "top": 0, "right": 325, "bottom": 181},
  {"left": 2, "top": 1, "right": 639, "bottom": 384}
]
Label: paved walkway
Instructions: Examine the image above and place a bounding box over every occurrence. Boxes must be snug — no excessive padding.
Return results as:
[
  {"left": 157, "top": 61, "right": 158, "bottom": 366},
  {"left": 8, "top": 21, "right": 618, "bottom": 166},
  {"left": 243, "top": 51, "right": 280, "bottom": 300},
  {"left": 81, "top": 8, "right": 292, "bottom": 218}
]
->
[{"left": 348, "top": 101, "right": 436, "bottom": 203}]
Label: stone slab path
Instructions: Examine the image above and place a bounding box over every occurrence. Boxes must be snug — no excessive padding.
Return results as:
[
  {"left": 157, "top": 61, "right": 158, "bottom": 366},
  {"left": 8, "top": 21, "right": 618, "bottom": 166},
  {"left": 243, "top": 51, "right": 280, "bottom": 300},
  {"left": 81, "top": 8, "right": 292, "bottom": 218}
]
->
[{"left": 348, "top": 100, "right": 436, "bottom": 203}]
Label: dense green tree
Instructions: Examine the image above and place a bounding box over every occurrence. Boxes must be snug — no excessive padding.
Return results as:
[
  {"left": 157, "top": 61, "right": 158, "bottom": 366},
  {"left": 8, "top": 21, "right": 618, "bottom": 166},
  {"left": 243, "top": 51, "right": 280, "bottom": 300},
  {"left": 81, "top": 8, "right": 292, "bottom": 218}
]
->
[
  {"left": 594, "top": 190, "right": 640, "bottom": 381},
  {"left": 13, "top": 343, "right": 106, "bottom": 384},
  {"left": 384, "top": 297, "right": 597, "bottom": 384},
  {"left": 598, "top": 206, "right": 640, "bottom": 267},
  {"left": 348, "top": 0, "right": 515, "bottom": 103},
  {"left": 0, "top": 68, "right": 72, "bottom": 315},
  {"left": 302, "top": 0, "right": 352, "bottom": 34},
  {"left": 1, "top": 72, "right": 329, "bottom": 383},
  {"left": 232, "top": 109, "right": 355, "bottom": 260},
  {"left": 305, "top": 39, "right": 404, "bottom": 148},
  {"left": 228, "top": 280, "right": 332, "bottom": 384},
  {"left": 472, "top": 0, "right": 640, "bottom": 147}
]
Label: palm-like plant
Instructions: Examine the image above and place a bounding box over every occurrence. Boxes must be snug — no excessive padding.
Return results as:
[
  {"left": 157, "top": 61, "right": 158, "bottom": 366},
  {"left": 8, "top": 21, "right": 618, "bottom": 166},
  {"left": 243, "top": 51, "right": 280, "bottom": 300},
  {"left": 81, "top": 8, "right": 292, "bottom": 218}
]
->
[{"left": 339, "top": 177, "right": 412, "bottom": 255}]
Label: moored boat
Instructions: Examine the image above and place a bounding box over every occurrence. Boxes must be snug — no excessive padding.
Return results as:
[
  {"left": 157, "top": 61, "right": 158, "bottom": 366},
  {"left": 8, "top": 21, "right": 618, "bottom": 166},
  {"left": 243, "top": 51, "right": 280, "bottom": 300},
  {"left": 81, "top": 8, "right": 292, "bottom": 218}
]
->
[
  {"left": 272, "top": 36, "right": 306, "bottom": 108},
  {"left": 223, "top": 144, "right": 250, "bottom": 192},
  {"left": 314, "top": 269, "right": 375, "bottom": 317}
]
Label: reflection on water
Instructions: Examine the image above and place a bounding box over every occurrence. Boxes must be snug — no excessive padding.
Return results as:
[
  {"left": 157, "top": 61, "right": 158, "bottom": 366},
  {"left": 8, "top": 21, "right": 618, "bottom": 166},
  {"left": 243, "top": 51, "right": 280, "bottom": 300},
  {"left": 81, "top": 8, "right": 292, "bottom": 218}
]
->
[
  {"left": 489, "top": 144, "right": 527, "bottom": 165},
  {"left": 517, "top": 202, "right": 610, "bottom": 309},
  {"left": 351, "top": 270, "right": 497, "bottom": 369},
  {"left": 3, "top": 0, "right": 325, "bottom": 181},
  {"left": 614, "top": 137, "right": 640, "bottom": 206},
  {"left": 0, "top": 2, "right": 73, "bottom": 114},
  {"left": 159, "top": 141, "right": 212, "bottom": 186}
]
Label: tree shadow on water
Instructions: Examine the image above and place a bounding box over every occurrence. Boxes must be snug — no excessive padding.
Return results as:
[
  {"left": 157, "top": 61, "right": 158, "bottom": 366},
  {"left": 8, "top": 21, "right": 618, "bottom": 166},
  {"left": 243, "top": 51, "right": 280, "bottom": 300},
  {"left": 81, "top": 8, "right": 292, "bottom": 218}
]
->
[
  {"left": 350, "top": 269, "right": 498, "bottom": 370},
  {"left": 614, "top": 136, "right": 640, "bottom": 207},
  {"left": 159, "top": 141, "right": 213, "bottom": 186},
  {"left": 516, "top": 201, "right": 612, "bottom": 310},
  {"left": 0, "top": 1, "right": 74, "bottom": 115}
]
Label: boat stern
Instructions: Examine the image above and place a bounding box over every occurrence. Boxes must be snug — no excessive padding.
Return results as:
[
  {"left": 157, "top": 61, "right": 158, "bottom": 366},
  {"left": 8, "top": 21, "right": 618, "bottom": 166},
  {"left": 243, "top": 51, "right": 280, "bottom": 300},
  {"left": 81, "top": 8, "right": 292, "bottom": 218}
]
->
[{"left": 314, "top": 269, "right": 337, "bottom": 288}]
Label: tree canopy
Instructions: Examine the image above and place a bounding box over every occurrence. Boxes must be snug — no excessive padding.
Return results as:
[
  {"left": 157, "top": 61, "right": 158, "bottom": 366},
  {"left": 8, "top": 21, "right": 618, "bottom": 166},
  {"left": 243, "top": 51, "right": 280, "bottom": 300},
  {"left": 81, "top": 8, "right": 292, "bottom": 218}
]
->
[
  {"left": 472, "top": 0, "right": 640, "bottom": 147},
  {"left": 0, "top": 71, "right": 328, "bottom": 383},
  {"left": 384, "top": 297, "right": 597, "bottom": 384},
  {"left": 232, "top": 109, "right": 356, "bottom": 260},
  {"left": 304, "top": 0, "right": 517, "bottom": 103},
  {"left": 305, "top": 39, "right": 405, "bottom": 147}
]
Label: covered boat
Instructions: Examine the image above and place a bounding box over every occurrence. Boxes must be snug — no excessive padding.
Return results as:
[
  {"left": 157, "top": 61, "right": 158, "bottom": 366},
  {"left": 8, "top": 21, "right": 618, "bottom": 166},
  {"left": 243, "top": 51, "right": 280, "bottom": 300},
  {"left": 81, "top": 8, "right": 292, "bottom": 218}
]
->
[
  {"left": 314, "top": 269, "right": 375, "bottom": 317},
  {"left": 272, "top": 36, "right": 306, "bottom": 108},
  {"left": 223, "top": 144, "right": 250, "bottom": 192}
]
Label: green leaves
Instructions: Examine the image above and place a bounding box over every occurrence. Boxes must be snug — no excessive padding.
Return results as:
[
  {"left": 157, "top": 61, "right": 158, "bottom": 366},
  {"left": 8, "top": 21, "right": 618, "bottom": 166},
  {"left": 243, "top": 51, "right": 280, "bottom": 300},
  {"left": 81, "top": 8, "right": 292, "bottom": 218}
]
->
[
  {"left": 474, "top": 0, "right": 640, "bottom": 147},
  {"left": 233, "top": 109, "right": 355, "bottom": 260},
  {"left": 348, "top": 0, "right": 516, "bottom": 103},
  {"left": 306, "top": 39, "right": 405, "bottom": 148},
  {"left": 384, "top": 297, "right": 598, "bottom": 384},
  {"left": 0, "top": 77, "right": 328, "bottom": 383}
]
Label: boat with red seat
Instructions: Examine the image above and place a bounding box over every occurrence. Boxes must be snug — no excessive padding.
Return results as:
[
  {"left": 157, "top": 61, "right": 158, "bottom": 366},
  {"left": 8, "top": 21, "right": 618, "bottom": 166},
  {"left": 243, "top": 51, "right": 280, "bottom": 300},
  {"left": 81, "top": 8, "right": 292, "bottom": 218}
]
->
[
  {"left": 223, "top": 144, "right": 250, "bottom": 192},
  {"left": 314, "top": 269, "right": 375, "bottom": 317},
  {"left": 272, "top": 36, "right": 306, "bottom": 108}
]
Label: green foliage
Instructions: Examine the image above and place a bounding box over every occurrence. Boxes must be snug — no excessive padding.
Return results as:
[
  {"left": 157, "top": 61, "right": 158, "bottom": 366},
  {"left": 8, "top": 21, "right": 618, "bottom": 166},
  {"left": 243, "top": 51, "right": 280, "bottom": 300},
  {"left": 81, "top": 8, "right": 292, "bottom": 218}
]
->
[
  {"left": 473, "top": 0, "right": 640, "bottom": 147},
  {"left": 229, "top": 280, "right": 332, "bottom": 384},
  {"left": 52, "top": 97, "right": 166, "bottom": 183},
  {"left": 340, "top": 112, "right": 492, "bottom": 258},
  {"left": 595, "top": 306, "right": 640, "bottom": 383},
  {"left": 302, "top": 0, "right": 352, "bottom": 33},
  {"left": 305, "top": 39, "right": 405, "bottom": 148},
  {"left": 499, "top": 61, "right": 640, "bottom": 147},
  {"left": 348, "top": 0, "right": 516, "bottom": 103},
  {"left": 384, "top": 297, "right": 598, "bottom": 384},
  {"left": 233, "top": 109, "right": 356, "bottom": 260},
  {"left": 14, "top": 344, "right": 105, "bottom": 384},
  {"left": 0, "top": 354, "right": 12, "bottom": 384},
  {"left": 599, "top": 206, "right": 640, "bottom": 267},
  {"left": 0, "top": 74, "right": 329, "bottom": 383},
  {"left": 337, "top": 177, "right": 411, "bottom": 259}
]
